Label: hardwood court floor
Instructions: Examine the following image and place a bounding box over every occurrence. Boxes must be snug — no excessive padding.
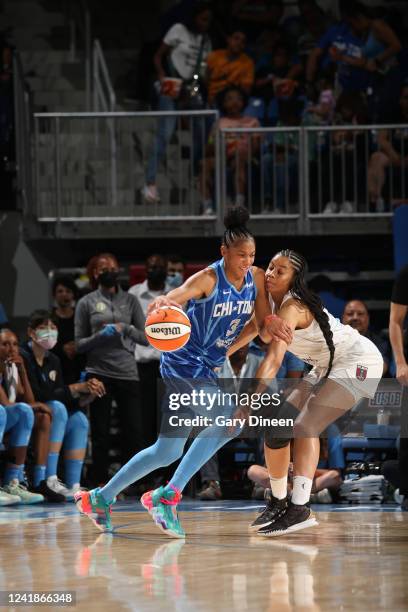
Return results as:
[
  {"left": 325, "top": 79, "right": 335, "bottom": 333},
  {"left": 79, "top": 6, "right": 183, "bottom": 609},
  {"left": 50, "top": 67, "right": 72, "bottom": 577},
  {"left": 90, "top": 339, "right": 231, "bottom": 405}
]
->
[{"left": 0, "top": 501, "right": 407, "bottom": 611}]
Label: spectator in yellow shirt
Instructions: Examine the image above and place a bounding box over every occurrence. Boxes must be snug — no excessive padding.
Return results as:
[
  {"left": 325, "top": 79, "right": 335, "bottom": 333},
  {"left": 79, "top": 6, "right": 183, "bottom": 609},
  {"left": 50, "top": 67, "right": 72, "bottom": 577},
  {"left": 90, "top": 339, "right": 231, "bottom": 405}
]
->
[{"left": 206, "top": 29, "right": 255, "bottom": 104}]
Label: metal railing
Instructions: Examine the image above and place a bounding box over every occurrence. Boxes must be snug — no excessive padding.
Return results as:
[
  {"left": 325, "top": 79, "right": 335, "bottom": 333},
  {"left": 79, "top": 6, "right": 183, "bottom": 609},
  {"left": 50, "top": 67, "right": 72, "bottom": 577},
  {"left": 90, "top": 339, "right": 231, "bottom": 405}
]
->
[
  {"left": 66, "top": 0, "right": 91, "bottom": 110},
  {"left": 303, "top": 124, "right": 406, "bottom": 217},
  {"left": 33, "top": 109, "right": 218, "bottom": 223},
  {"left": 20, "top": 107, "right": 408, "bottom": 229},
  {"left": 13, "top": 51, "right": 34, "bottom": 216},
  {"left": 220, "top": 126, "right": 303, "bottom": 219},
  {"left": 92, "top": 40, "right": 117, "bottom": 206},
  {"left": 93, "top": 39, "right": 116, "bottom": 113}
]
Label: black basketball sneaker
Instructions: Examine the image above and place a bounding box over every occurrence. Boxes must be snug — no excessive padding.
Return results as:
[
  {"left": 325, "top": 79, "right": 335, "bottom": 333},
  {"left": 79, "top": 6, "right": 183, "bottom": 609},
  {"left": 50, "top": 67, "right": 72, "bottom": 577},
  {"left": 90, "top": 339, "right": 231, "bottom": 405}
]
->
[
  {"left": 257, "top": 502, "right": 318, "bottom": 537},
  {"left": 249, "top": 494, "right": 288, "bottom": 532}
]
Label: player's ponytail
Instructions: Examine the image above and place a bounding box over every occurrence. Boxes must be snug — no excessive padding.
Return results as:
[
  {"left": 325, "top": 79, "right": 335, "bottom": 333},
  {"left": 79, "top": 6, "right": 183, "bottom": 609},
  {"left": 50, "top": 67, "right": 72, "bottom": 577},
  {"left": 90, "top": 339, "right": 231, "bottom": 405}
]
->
[
  {"left": 279, "top": 249, "right": 335, "bottom": 377},
  {"left": 222, "top": 206, "right": 254, "bottom": 247}
]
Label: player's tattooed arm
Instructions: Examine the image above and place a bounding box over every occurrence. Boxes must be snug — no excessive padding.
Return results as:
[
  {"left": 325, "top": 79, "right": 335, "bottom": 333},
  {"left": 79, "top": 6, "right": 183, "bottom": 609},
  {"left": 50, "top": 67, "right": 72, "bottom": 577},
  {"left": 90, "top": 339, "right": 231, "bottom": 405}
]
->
[{"left": 147, "top": 268, "right": 217, "bottom": 314}]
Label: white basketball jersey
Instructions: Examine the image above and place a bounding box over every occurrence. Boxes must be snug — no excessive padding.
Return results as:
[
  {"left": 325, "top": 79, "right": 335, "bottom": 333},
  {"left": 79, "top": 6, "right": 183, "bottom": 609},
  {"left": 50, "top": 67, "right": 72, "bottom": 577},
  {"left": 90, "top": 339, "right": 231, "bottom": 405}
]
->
[{"left": 271, "top": 293, "right": 361, "bottom": 368}]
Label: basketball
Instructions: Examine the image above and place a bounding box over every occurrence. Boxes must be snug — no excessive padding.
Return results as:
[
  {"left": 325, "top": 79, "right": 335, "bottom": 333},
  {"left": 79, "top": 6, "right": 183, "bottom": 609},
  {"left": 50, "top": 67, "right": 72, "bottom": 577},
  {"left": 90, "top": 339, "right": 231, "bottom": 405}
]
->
[{"left": 145, "top": 306, "right": 191, "bottom": 352}]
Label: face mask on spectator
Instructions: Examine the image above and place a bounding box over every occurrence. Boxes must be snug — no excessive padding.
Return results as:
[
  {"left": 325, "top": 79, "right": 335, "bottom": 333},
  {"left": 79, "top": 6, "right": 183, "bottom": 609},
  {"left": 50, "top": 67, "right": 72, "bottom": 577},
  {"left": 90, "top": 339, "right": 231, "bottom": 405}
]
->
[
  {"left": 98, "top": 270, "right": 119, "bottom": 288},
  {"left": 167, "top": 272, "right": 183, "bottom": 288},
  {"left": 35, "top": 329, "right": 58, "bottom": 350},
  {"left": 147, "top": 268, "right": 167, "bottom": 285}
]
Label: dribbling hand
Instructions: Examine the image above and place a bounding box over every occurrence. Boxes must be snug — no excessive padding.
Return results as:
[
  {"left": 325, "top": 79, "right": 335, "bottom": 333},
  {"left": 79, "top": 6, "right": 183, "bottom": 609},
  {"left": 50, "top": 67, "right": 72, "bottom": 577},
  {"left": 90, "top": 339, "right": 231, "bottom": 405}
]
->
[{"left": 147, "top": 296, "right": 183, "bottom": 316}]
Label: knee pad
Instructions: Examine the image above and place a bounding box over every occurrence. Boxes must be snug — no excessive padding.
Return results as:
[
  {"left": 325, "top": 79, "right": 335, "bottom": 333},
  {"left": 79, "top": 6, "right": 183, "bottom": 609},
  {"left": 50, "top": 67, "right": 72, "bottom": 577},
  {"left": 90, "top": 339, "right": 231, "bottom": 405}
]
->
[
  {"left": 264, "top": 434, "right": 291, "bottom": 450},
  {"left": 14, "top": 402, "right": 34, "bottom": 431}
]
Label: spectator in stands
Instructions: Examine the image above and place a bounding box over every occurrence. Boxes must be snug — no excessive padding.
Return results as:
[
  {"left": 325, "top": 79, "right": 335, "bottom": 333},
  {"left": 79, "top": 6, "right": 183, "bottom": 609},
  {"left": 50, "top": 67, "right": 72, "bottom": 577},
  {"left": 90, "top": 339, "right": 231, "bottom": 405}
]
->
[
  {"left": 21, "top": 311, "right": 102, "bottom": 498},
  {"left": 342, "top": 299, "right": 390, "bottom": 375},
  {"left": 389, "top": 264, "right": 408, "bottom": 511},
  {"left": 254, "top": 42, "right": 302, "bottom": 102},
  {"left": 231, "top": 0, "right": 284, "bottom": 43},
  {"left": 340, "top": 1, "right": 402, "bottom": 122},
  {"left": 308, "top": 274, "right": 346, "bottom": 320},
  {"left": 75, "top": 253, "right": 148, "bottom": 486},
  {"left": 199, "top": 85, "right": 260, "bottom": 214},
  {"left": 306, "top": 16, "right": 367, "bottom": 98},
  {"left": 322, "top": 91, "right": 369, "bottom": 214},
  {"left": 129, "top": 255, "right": 170, "bottom": 457},
  {"left": 206, "top": 28, "right": 254, "bottom": 105},
  {"left": 142, "top": 1, "right": 213, "bottom": 204},
  {"left": 52, "top": 275, "right": 84, "bottom": 385},
  {"left": 0, "top": 330, "right": 44, "bottom": 505},
  {"left": 367, "top": 83, "right": 408, "bottom": 212},
  {"left": 167, "top": 254, "right": 185, "bottom": 289}
]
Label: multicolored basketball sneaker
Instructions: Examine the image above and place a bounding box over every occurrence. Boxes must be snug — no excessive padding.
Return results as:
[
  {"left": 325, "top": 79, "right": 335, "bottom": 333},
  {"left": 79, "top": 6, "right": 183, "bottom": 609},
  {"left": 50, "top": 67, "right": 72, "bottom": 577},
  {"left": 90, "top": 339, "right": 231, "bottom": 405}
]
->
[
  {"left": 74, "top": 488, "right": 115, "bottom": 532},
  {"left": 141, "top": 485, "right": 185, "bottom": 539}
]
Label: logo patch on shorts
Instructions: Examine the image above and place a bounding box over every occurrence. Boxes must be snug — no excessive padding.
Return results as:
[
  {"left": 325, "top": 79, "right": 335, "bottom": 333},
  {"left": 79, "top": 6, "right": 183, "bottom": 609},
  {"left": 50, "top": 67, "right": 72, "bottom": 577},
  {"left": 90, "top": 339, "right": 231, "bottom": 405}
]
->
[{"left": 356, "top": 364, "right": 368, "bottom": 381}]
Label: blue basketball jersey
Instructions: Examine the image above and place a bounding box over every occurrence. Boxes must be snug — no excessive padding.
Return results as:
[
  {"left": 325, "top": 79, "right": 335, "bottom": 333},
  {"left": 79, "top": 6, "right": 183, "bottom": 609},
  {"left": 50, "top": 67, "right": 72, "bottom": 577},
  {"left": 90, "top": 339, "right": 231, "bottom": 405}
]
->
[{"left": 160, "top": 258, "right": 257, "bottom": 378}]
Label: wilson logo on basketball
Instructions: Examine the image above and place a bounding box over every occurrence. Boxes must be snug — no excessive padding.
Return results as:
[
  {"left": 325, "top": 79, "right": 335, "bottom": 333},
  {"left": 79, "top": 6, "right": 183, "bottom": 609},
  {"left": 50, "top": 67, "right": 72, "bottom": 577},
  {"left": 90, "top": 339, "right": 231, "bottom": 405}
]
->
[
  {"left": 150, "top": 326, "right": 181, "bottom": 336},
  {"left": 145, "top": 306, "right": 191, "bottom": 352}
]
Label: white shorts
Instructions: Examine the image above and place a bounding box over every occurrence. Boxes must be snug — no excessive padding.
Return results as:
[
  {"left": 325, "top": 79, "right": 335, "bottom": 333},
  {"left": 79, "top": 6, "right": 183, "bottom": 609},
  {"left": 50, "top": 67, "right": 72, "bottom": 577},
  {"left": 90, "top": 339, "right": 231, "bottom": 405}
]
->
[{"left": 303, "top": 335, "right": 383, "bottom": 402}]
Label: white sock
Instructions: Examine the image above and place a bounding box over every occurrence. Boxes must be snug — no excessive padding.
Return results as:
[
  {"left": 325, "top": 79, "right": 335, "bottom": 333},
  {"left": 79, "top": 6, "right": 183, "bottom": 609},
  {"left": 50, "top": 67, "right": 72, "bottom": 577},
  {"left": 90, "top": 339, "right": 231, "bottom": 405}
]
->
[
  {"left": 292, "top": 476, "right": 313, "bottom": 506},
  {"left": 269, "top": 476, "right": 287, "bottom": 500}
]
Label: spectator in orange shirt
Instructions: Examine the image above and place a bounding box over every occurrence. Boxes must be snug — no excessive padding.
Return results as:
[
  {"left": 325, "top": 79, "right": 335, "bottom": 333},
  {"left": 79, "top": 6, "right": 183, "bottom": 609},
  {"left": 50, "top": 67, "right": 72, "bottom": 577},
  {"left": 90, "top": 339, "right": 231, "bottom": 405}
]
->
[{"left": 206, "top": 29, "right": 255, "bottom": 105}]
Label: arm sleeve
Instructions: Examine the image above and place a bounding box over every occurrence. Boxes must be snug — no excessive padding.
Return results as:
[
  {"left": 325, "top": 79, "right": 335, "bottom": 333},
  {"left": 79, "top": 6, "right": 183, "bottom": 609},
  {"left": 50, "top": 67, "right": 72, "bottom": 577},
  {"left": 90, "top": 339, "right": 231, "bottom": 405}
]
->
[
  {"left": 122, "top": 296, "right": 149, "bottom": 346},
  {"left": 74, "top": 298, "right": 110, "bottom": 354},
  {"left": 391, "top": 265, "right": 408, "bottom": 305}
]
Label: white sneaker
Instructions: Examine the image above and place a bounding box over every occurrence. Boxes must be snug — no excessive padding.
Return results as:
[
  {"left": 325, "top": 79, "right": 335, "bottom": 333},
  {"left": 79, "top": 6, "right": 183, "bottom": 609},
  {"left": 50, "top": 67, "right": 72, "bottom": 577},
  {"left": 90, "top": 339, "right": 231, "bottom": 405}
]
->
[
  {"left": 47, "top": 476, "right": 76, "bottom": 501},
  {"left": 0, "top": 487, "right": 21, "bottom": 505},
  {"left": 323, "top": 201, "right": 338, "bottom": 214},
  {"left": 201, "top": 207, "right": 215, "bottom": 216},
  {"left": 339, "top": 201, "right": 353, "bottom": 214},
  {"left": 141, "top": 184, "right": 160, "bottom": 203}
]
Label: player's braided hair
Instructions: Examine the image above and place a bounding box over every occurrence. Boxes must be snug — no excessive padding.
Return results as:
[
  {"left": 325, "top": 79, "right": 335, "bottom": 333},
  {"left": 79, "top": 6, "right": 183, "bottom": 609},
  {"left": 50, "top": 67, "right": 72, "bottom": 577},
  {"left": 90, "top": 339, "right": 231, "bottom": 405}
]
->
[
  {"left": 279, "top": 249, "right": 335, "bottom": 377},
  {"left": 222, "top": 206, "right": 254, "bottom": 247}
]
